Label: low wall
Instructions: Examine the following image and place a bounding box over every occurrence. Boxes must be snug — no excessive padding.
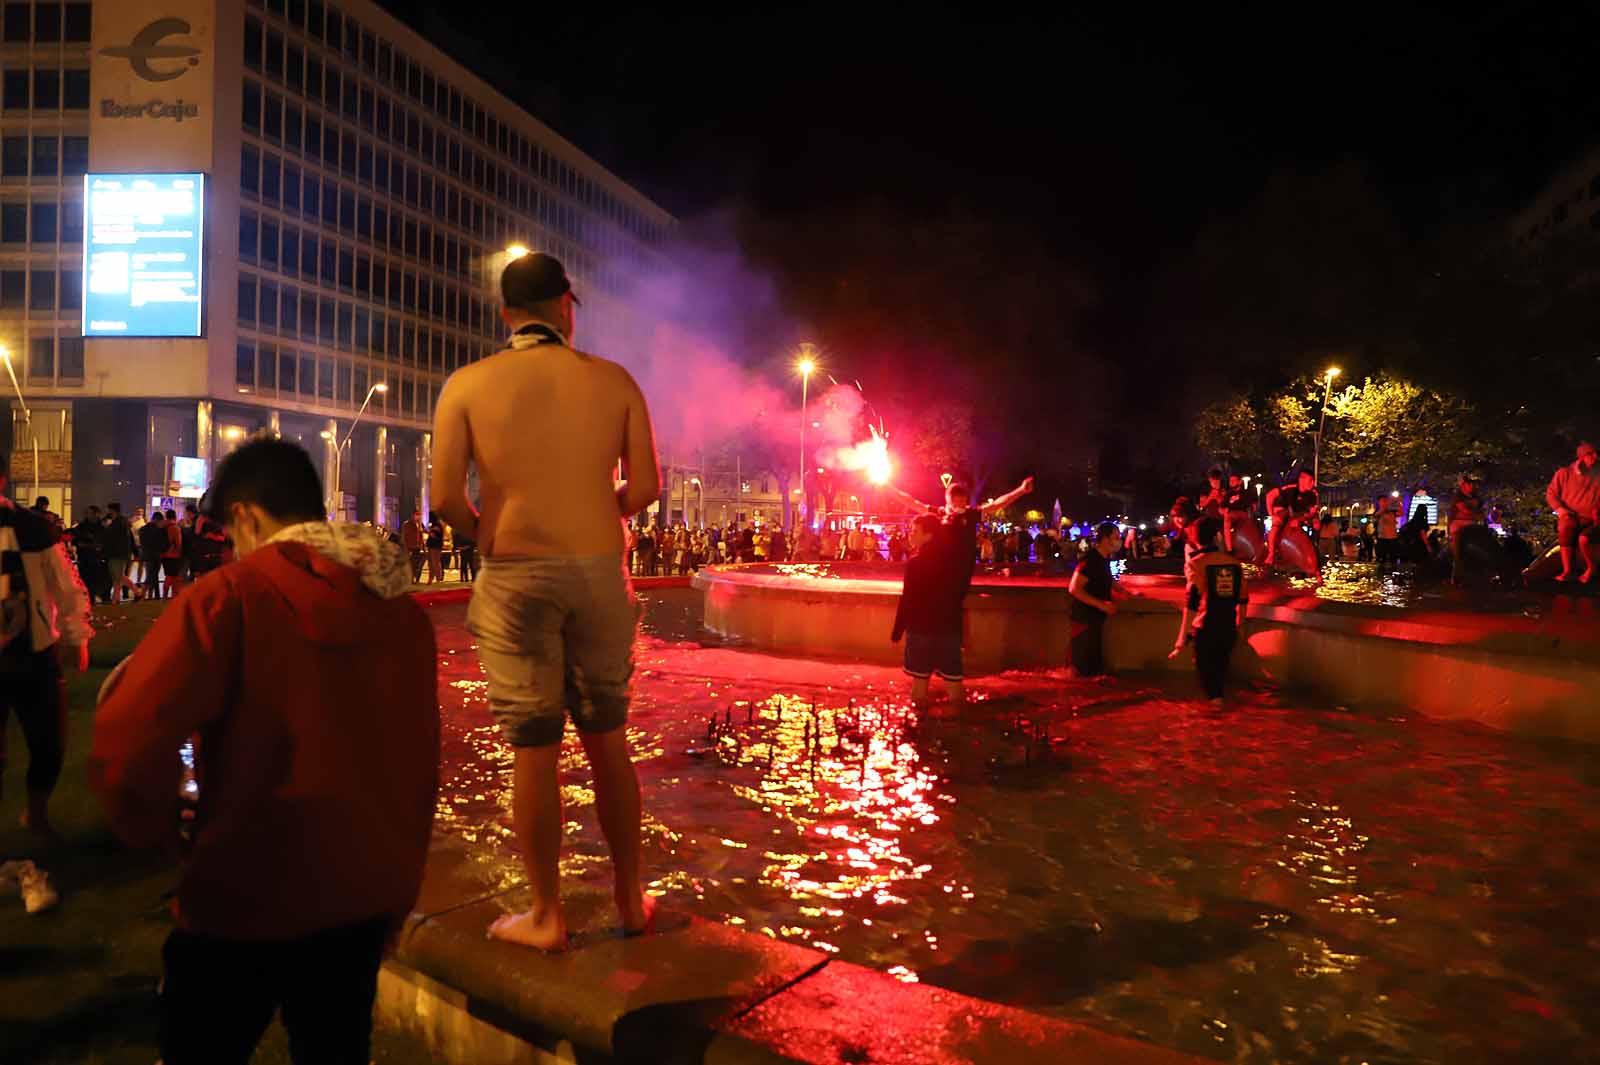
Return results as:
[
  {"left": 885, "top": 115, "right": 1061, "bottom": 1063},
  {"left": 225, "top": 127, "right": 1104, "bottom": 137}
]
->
[{"left": 694, "top": 567, "right": 1600, "bottom": 742}]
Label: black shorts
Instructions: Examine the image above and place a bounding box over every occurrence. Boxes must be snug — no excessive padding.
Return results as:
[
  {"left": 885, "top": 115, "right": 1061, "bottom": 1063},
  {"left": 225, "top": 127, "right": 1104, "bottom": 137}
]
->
[
  {"left": 904, "top": 632, "right": 963, "bottom": 681},
  {"left": 161, "top": 558, "right": 183, "bottom": 578}
]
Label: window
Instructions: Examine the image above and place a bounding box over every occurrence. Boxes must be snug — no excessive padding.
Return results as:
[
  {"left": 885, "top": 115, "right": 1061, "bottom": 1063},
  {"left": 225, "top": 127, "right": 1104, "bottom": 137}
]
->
[
  {"left": 3, "top": 69, "right": 27, "bottom": 110},
  {"left": 304, "top": 114, "right": 321, "bottom": 163},
  {"left": 30, "top": 202, "right": 55, "bottom": 244},
  {"left": 337, "top": 303, "right": 355, "bottom": 350},
  {"left": 261, "top": 153, "right": 281, "bottom": 204},
  {"left": 285, "top": 102, "right": 302, "bottom": 152},
  {"left": 28, "top": 337, "right": 51, "bottom": 380},
  {"left": 318, "top": 297, "right": 334, "bottom": 343},
  {"left": 31, "top": 137, "right": 56, "bottom": 177},
  {"left": 281, "top": 224, "right": 300, "bottom": 275},
  {"left": 260, "top": 219, "right": 279, "bottom": 270},
  {"left": 337, "top": 359, "right": 351, "bottom": 403},
  {"left": 63, "top": 68, "right": 88, "bottom": 110},
  {"left": 244, "top": 18, "right": 264, "bottom": 72},
  {"left": 299, "top": 353, "right": 315, "bottom": 395},
  {"left": 301, "top": 234, "right": 318, "bottom": 281},
  {"left": 238, "top": 212, "right": 258, "bottom": 260},
  {"left": 34, "top": 2, "right": 58, "bottom": 42},
  {"left": 241, "top": 144, "right": 260, "bottom": 197},
  {"left": 257, "top": 343, "right": 276, "bottom": 392},
  {"left": 32, "top": 69, "right": 59, "bottom": 110},
  {"left": 264, "top": 91, "right": 283, "bottom": 140},
  {"left": 58, "top": 336, "right": 82, "bottom": 380},
  {"left": 236, "top": 342, "right": 256, "bottom": 389},
  {"left": 337, "top": 247, "right": 352, "bottom": 290},
  {"left": 60, "top": 201, "right": 80, "bottom": 242},
  {"left": 2, "top": 4, "right": 27, "bottom": 42},
  {"left": 280, "top": 350, "right": 296, "bottom": 392},
  {"left": 286, "top": 43, "right": 304, "bottom": 93},
  {"left": 64, "top": 3, "right": 89, "bottom": 42},
  {"left": 0, "top": 269, "right": 23, "bottom": 307},
  {"left": 1, "top": 203, "right": 22, "bottom": 242},
  {"left": 302, "top": 174, "right": 320, "bottom": 220},
  {"left": 61, "top": 137, "right": 86, "bottom": 177},
  {"left": 237, "top": 275, "right": 257, "bottom": 323},
  {"left": 259, "top": 281, "right": 278, "bottom": 328},
  {"left": 318, "top": 357, "right": 334, "bottom": 399},
  {"left": 59, "top": 268, "right": 79, "bottom": 309},
  {"left": 319, "top": 240, "right": 334, "bottom": 284},
  {"left": 265, "top": 30, "right": 284, "bottom": 81},
  {"left": 243, "top": 79, "right": 262, "bottom": 132},
  {"left": 29, "top": 270, "right": 54, "bottom": 311},
  {"left": 283, "top": 162, "right": 300, "bottom": 212},
  {"left": 280, "top": 286, "right": 298, "bottom": 333}
]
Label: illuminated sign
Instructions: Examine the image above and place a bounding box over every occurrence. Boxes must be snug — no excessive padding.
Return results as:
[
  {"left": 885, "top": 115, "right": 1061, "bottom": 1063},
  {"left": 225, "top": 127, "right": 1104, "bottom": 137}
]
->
[
  {"left": 171, "top": 455, "right": 207, "bottom": 498},
  {"left": 83, "top": 172, "right": 205, "bottom": 338},
  {"left": 99, "top": 18, "right": 202, "bottom": 83}
]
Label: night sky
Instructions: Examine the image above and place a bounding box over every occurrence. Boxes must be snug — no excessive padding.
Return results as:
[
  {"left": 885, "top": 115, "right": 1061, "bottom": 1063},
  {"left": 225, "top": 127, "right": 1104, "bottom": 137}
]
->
[{"left": 389, "top": 1, "right": 1600, "bottom": 491}]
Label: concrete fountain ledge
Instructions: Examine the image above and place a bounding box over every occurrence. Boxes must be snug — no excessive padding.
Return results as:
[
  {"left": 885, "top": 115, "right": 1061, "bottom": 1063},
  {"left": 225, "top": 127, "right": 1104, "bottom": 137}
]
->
[
  {"left": 377, "top": 837, "right": 1205, "bottom": 1065},
  {"left": 694, "top": 565, "right": 1600, "bottom": 742}
]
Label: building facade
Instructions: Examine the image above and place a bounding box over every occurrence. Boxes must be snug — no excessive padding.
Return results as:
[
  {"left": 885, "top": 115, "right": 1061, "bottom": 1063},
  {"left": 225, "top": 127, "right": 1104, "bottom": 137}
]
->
[{"left": 2, "top": 0, "right": 673, "bottom": 526}]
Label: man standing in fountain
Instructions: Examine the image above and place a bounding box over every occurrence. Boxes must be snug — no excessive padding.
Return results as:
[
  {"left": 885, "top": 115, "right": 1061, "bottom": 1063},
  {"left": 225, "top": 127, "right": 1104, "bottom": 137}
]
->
[{"left": 432, "top": 253, "right": 661, "bottom": 950}]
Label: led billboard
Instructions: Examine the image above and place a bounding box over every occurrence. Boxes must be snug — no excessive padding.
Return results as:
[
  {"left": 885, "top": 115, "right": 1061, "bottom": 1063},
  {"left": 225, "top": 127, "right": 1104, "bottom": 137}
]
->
[{"left": 83, "top": 172, "right": 205, "bottom": 338}]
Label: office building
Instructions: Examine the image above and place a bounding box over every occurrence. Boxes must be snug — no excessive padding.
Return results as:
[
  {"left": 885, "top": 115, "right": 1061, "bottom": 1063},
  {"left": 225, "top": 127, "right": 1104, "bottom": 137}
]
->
[{"left": 1, "top": 0, "right": 674, "bottom": 525}]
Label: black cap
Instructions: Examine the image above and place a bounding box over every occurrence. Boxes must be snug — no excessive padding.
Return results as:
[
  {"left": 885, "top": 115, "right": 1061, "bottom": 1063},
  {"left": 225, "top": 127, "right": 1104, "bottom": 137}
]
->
[{"left": 501, "top": 252, "right": 580, "bottom": 309}]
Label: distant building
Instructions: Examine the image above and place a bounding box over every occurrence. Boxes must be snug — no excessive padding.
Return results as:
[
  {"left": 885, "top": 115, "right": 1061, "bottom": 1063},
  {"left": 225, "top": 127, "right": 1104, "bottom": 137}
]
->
[{"left": 1508, "top": 144, "right": 1600, "bottom": 249}]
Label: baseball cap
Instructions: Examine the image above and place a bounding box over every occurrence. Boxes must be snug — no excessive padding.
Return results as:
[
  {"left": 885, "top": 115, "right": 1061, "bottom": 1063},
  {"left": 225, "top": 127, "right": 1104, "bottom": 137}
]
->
[{"left": 501, "top": 252, "right": 580, "bottom": 309}]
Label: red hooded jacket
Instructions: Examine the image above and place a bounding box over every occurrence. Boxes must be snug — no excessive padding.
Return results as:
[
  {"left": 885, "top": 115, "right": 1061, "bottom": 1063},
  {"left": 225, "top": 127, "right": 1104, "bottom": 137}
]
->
[{"left": 90, "top": 529, "right": 439, "bottom": 940}]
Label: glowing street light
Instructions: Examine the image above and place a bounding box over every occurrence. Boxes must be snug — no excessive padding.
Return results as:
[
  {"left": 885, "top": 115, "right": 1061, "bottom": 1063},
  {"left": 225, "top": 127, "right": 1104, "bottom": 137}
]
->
[
  {"left": 505, "top": 244, "right": 530, "bottom": 261},
  {"left": 796, "top": 343, "right": 820, "bottom": 526},
  {"left": 0, "top": 345, "right": 38, "bottom": 502},
  {"left": 328, "top": 382, "right": 388, "bottom": 516},
  {"left": 1314, "top": 365, "right": 1342, "bottom": 486}
]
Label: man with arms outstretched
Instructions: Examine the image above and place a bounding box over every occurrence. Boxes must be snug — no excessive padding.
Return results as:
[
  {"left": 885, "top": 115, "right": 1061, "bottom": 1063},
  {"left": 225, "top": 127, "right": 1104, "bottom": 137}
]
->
[
  {"left": 884, "top": 474, "right": 1035, "bottom": 582},
  {"left": 432, "top": 253, "right": 661, "bottom": 951}
]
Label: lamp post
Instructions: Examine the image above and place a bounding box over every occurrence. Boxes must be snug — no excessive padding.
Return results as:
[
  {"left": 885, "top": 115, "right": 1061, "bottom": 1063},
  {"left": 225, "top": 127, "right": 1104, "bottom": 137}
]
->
[
  {"left": 0, "top": 345, "right": 38, "bottom": 502},
  {"left": 1314, "top": 366, "right": 1341, "bottom": 486},
  {"left": 325, "top": 381, "right": 387, "bottom": 517},
  {"left": 796, "top": 344, "right": 818, "bottom": 531}
]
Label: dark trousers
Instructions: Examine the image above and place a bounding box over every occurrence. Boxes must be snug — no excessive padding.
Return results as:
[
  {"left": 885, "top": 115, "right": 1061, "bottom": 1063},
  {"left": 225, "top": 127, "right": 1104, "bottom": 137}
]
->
[
  {"left": 408, "top": 550, "right": 426, "bottom": 582},
  {"left": 159, "top": 916, "right": 390, "bottom": 1065},
  {"left": 0, "top": 651, "right": 66, "bottom": 798},
  {"left": 141, "top": 551, "right": 164, "bottom": 596},
  {"left": 1193, "top": 625, "right": 1237, "bottom": 699},
  {"left": 459, "top": 546, "right": 478, "bottom": 582},
  {"left": 1069, "top": 615, "right": 1105, "bottom": 675}
]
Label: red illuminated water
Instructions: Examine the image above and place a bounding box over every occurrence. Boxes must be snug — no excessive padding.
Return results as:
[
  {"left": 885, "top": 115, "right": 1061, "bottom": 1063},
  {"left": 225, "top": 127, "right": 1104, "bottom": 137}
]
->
[{"left": 431, "top": 590, "right": 1600, "bottom": 1065}]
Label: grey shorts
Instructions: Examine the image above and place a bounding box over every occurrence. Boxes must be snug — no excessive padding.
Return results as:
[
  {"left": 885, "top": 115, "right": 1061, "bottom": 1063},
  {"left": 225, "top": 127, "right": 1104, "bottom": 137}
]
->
[{"left": 466, "top": 555, "right": 637, "bottom": 747}]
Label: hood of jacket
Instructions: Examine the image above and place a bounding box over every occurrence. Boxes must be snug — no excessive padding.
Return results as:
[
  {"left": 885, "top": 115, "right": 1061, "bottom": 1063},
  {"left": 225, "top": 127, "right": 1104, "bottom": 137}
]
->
[{"left": 250, "top": 522, "right": 413, "bottom": 646}]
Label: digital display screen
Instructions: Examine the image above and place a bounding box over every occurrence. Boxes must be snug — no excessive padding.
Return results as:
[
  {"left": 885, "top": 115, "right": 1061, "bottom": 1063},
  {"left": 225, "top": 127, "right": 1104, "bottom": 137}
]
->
[
  {"left": 83, "top": 172, "right": 205, "bottom": 338},
  {"left": 171, "top": 456, "right": 207, "bottom": 498}
]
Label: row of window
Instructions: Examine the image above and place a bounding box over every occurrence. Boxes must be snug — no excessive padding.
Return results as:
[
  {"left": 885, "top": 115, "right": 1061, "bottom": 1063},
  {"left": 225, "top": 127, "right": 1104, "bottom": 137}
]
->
[
  {"left": 234, "top": 338, "right": 438, "bottom": 422},
  {"left": 242, "top": 77, "right": 635, "bottom": 283},
  {"left": 239, "top": 211, "right": 502, "bottom": 342},
  {"left": 1, "top": 66, "right": 88, "bottom": 111},
  {"left": 0, "top": 2, "right": 91, "bottom": 45},
  {"left": 237, "top": 270, "right": 493, "bottom": 373},
  {"left": 244, "top": 1, "right": 664, "bottom": 247},
  {"left": 0, "top": 198, "right": 79, "bottom": 244},
  {"left": 0, "top": 265, "right": 80, "bottom": 311},
  {"left": 0, "top": 134, "right": 88, "bottom": 179},
  {"left": 15, "top": 330, "right": 83, "bottom": 385}
]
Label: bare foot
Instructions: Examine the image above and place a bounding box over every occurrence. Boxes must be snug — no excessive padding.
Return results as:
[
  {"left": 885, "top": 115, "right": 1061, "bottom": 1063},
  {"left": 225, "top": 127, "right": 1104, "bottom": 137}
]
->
[
  {"left": 618, "top": 889, "right": 658, "bottom": 937},
  {"left": 488, "top": 908, "right": 568, "bottom": 951},
  {"left": 1555, "top": 572, "right": 1572, "bottom": 583}
]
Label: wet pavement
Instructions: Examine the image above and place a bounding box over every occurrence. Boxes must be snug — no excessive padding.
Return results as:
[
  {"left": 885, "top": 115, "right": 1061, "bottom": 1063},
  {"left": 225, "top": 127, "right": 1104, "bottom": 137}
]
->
[{"left": 429, "top": 589, "right": 1600, "bottom": 1065}]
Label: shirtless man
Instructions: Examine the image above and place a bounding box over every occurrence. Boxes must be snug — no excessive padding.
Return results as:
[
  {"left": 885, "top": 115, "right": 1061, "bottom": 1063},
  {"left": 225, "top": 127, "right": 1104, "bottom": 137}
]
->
[{"left": 432, "top": 253, "right": 661, "bottom": 950}]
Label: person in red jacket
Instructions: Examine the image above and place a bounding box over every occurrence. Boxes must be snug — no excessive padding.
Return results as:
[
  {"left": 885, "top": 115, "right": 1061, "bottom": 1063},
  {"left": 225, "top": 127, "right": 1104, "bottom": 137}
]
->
[{"left": 89, "top": 439, "right": 439, "bottom": 1065}]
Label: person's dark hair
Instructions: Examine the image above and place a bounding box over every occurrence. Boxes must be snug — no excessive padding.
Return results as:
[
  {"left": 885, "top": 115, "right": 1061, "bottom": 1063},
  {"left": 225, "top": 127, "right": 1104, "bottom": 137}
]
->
[
  {"left": 1169, "top": 495, "right": 1198, "bottom": 521},
  {"left": 1095, "top": 521, "right": 1120, "bottom": 543},
  {"left": 203, "top": 438, "right": 325, "bottom": 524},
  {"left": 1206, "top": 465, "right": 1223, "bottom": 481},
  {"left": 1297, "top": 467, "right": 1314, "bottom": 480},
  {"left": 107, "top": 501, "right": 121, "bottom": 514},
  {"left": 1194, "top": 516, "right": 1222, "bottom": 547},
  {"left": 912, "top": 513, "right": 941, "bottom": 537},
  {"left": 35, "top": 496, "right": 49, "bottom": 509},
  {"left": 165, "top": 510, "right": 177, "bottom": 521},
  {"left": 947, "top": 482, "right": 971, "bottom": 501}
]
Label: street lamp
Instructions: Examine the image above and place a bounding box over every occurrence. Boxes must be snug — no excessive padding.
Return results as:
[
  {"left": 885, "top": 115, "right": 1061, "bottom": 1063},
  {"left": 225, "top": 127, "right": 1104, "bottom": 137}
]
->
[
  {"left": 328, "top": 382, "right": 388, "bottom": 516},
  {"left": 0, "top": 345, "right": 38, "bottom": 503},
  {"left": 796, "top": 344, "right": 819, "bottom": 529},
  {"left": 505, "top": 244, "right": 530, "bottom": 261},
  {"left": 1314, "top": 366, "right": 1341, "bottom": 485}
]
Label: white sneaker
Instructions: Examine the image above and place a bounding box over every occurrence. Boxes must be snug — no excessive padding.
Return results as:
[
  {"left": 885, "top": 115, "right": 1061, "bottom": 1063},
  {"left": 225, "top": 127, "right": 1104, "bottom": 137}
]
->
[{"left": 20, "top": 864, "right": 58, "bottom": 913}]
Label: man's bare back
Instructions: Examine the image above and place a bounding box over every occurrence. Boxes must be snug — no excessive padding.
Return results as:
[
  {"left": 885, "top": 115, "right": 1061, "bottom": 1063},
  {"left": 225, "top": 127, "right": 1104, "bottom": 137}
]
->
[{"left": 433, "top": 335, "right": 658, "bottom": 559}]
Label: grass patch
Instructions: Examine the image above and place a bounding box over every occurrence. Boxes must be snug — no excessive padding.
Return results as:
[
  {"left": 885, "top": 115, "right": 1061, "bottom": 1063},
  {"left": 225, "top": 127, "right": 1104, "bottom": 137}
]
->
[{"left": 0, "top": 600, "right": 445, "bottom": 1064}]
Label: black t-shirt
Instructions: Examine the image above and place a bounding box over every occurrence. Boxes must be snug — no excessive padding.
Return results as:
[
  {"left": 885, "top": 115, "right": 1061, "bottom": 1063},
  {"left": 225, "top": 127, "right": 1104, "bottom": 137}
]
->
[
  {"left": 938, "top": 507, "right": 980, "bottom": 586},
  {"left": 892, "top": 540, "right": 967, "bottom": 640},
  {"left": 426, "top": 522, "right": 444, "bottom": 550},
  {"left": 1185, "top": 552, "right": 1248, "bottom": 632},
  {"left": 2, "top": 504, "right": 56, "bottom": 664},
  {"left": 1071, "top": 549, "right": 1114, "bottom": 622},
  {"left": 100, "top": 514, "right": 132, "bottom": 559},
  {"left": 1223, "top": 487, "right": 1251, "bottom": 514},
  {"left": 1275, "top": 484, "right": 1318, "bottom": 516},
  {"left": 139, "top": 521, "right": 168, "bottom": 557}
]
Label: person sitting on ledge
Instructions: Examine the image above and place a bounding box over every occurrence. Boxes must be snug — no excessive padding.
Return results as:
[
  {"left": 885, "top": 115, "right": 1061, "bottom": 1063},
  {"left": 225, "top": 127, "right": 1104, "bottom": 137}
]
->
[
  {"left": 89, "top": 439, "right": 438, "bottom": 1065},
  {"left": 1265, "top": 468, "right": 1322, "bottom": 582},
  {"left": 1546, "top": 440, "right": 1600, "bottom": 583}
]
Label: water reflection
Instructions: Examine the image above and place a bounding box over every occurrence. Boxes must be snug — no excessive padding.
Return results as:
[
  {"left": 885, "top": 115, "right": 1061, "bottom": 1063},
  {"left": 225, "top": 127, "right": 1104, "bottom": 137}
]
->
[{"left": 429, "top": 596, "right": 1600, "bottom": 1065}]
